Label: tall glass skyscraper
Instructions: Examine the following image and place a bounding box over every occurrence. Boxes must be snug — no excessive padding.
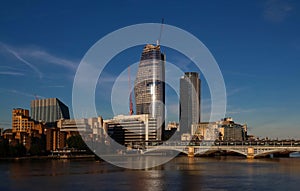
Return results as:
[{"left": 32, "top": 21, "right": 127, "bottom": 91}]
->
[
  {"left": 31, "top": 98, "right": 70, "bottom": 125},
  {"left": 134, "top": 44, "right": 165, "bottom": 140},
  {"left": 180, "top": 72, "right": 201, "bottom": 133}
]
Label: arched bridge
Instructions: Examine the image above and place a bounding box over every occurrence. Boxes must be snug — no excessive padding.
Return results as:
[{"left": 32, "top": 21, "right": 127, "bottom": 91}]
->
[{"left": 142, "top": 141, "right": 300, "bottom": 158}]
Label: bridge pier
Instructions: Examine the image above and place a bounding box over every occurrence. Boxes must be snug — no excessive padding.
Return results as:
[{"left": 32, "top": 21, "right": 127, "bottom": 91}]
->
[
  {"left": 188, "top": 146, "right": 194, "bottom": 157},
  {"left": 247, "top": 147, "right": 254, "bottom": 159}
]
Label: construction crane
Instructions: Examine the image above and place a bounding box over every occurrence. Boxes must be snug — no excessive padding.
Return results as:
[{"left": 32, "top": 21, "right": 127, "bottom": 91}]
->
[{"left": 157, "top": 18, "right": 164, "bottom": 45}]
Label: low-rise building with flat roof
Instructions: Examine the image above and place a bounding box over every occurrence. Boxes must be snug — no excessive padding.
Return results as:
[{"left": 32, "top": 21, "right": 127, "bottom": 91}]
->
[{"left": 104, "top": 114, "right": 158, "bottom": 147}]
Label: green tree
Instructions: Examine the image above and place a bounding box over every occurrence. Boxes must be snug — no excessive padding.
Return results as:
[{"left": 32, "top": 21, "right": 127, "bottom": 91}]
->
[
  {"left": 0, "top": 140, "right": 9, "bottom": 157},
  {"left": 29, "top": 137, "right": 44, "bottom": 156},
  {"left": 9, "top": 143, "right": 26, "bottom": 157},
  {"left": 66, "top": 135, "right": 88, "bottom": 150}
]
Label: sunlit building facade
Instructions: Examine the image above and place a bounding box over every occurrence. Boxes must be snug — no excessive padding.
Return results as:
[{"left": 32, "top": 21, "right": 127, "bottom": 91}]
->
[
  {"left": 104, "top": 114, "right": 158, "bottom": 146},
  {"left": 11, "top": 108, "right": 44, "bottom": 150}
]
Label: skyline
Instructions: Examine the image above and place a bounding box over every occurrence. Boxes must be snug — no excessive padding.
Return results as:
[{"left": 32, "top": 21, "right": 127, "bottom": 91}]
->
[{"left": 1, "top": 0, "right": 300, "bottom": 138}]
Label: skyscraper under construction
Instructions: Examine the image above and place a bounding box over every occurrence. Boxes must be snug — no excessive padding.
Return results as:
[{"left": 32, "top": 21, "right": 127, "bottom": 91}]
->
[{"left": 134, "top": 44, "right": 165, "bottom": 140}]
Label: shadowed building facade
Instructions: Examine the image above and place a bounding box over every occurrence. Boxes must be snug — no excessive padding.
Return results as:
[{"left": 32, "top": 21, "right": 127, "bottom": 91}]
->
[
  {"left": 134, "top": 44, "right": 165, "bottom": 140},
  {"left": 180, "top": 72, "right": 201, "bottom": 134},
  {"left": 30, "top": 98, "right": 70, "bottom": 125}
]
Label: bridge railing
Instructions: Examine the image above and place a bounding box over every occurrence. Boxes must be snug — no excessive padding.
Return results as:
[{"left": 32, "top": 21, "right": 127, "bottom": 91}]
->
[
  {"left": 213, "top": 141, "right": 300, "bottom": 147},
  {"left": 141, "top": 140, "right": 300, "bottom": 149}
]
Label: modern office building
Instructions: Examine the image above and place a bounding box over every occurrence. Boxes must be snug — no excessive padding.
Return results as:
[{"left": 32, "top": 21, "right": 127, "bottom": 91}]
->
[
  {"left": 104, "top": 114, "right": 158, "bottom": 147},
  {"left": 179, "top": 72, "right": 201, "bottom": 133},
  {"left": 31, "top": 98, "right": 70, "bottom": 125},
  {"left": 134, "top": 44, "right": 165, "bottom": 140}
]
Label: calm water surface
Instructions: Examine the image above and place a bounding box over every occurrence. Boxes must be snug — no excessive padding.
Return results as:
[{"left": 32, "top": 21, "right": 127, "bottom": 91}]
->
[{"left": 1, "top": 156, "right": 300, "bottom": 191}]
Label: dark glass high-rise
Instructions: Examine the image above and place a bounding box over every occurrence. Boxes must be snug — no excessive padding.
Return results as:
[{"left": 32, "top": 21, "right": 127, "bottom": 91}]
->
[{"left": 180, "top": 72, "right": 201, "bottom": 134}]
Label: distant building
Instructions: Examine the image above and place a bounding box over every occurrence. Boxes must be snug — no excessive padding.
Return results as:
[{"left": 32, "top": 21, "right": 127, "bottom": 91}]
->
[
  {"left": 163, "top": 122, "right": 179, "bottom": 141},
  {"left": 43, "top": 117, "right": 104, "bottom": 151},
  {"left": 30, "top": 98, "right": 70, "bottom": 125},
  {"left": 190, "top": 118, "right": 247, "bottom": 141},
  {"left": 191, "top": 122, "right": 219, "bottom": 141},
  {"left": 181, "top": 133, "right": 192, "bottom": 141},
  {"left": 218, "top": 118, "right": 247, "bottom": 141},
  {"left": 104, "top": 114, "right": 158, "bottom": 147},
  {"left": 11, "top": 108, "right": 45, "bottom": 150},
  {"left": 167, "top": 122, "right": 179, "bottom": 131},
  {"left": 57, "top": 117, "right": 104, "bottom": 142},
  {"left": 134, "top": 44, "right": 165, "bottom": 140},
  {"left": 180, "top": 72, "right": 201, "bottom": 133},
  {"left": 45, "top": 127, "right": 66, "bottom": 151}
]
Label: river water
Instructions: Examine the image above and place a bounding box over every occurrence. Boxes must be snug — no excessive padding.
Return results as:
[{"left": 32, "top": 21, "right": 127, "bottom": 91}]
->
[{"left": 1, "top": 156, "right": 300, "bottom": 191}]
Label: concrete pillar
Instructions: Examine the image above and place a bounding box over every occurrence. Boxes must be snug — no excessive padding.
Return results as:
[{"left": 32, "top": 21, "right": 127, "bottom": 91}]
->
[
  {"left": 247, "top": 147, "right": 254, "bottom": 159},
  {"left": 188, "top": 146, "right": 194, "bottom": 157}
]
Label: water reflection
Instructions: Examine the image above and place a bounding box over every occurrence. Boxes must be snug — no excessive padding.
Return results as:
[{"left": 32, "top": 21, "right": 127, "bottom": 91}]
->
[{"left": 1, "top": 156, "right": 300, "bottom": 191}]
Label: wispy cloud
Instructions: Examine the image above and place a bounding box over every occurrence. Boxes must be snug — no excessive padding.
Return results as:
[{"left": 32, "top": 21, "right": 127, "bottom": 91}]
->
[
  {"left": 0, "top": 71, "right": 24, "bottom": 76},
  {"left": 226, "top": 86, "right": 249, "bottom": 97},
  {"left": 169, "top": 54, "right": 196, "bottom": 72},
  {"left": 223, "top": 70, "right": 259, "bottom": 79},
  {"left": 23, "top": 49, "right": 77, "bottom": 71},
  {"left": 0, "top": 121, "right": 11, "bottom": 126},
  {"left": 0, "top": 121, "right": 11, "bottom": 129},
  {"left": 0, "top": 42, "right": 43, "bottom": 78},
  {"left": 4, "top": 89, "right": 46, "bottom": 99},
  {"left": 226, "top": 108, "right": 256, "bottom": 115},
  {"left": 263, "top": 0, "right": 294, "bottom": 22},
  {"left": 0, "top": 42, "right": 79, "bottom": 79},
  {"left": 41, "top": 85, "right": 65, "bottom": 88}
]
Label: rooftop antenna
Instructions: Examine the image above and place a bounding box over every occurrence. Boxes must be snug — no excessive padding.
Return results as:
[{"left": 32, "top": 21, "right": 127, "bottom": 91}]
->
[{"left": 157, "top": 18, "right": 164, "bottom": 45}]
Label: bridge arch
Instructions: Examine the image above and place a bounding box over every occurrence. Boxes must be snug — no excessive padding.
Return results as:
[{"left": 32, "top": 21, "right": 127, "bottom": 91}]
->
[
  {"left": 254, "top": 149, "right": 300, "bottom": 158},
  {"left": 143, "top": 147, "right": 189, "bottom": 155},
  {"left": 194, "top": 148, "right": 247, "bottom": 157}
]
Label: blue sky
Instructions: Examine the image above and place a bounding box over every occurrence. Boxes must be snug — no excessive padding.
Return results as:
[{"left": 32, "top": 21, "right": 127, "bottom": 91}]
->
[{"left": 1, "top": 0, "right": 300, "bottom": 138}]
